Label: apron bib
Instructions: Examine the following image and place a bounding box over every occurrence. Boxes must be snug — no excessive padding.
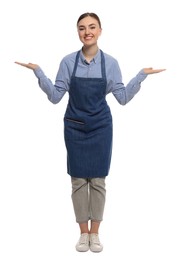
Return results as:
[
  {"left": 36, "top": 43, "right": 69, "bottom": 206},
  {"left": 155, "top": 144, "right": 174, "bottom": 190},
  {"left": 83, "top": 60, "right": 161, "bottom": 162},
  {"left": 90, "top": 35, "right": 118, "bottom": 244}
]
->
[{"left": 64, "top": 50, "right": 112, "bottom": 178}]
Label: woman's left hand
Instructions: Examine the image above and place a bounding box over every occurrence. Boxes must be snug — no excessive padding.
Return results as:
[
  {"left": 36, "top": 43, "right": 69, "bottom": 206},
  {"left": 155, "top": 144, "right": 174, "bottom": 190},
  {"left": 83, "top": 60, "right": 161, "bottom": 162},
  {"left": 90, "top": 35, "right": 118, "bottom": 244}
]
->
[{"left": 143, "top": 67, "right": 166, "bottom": 74}]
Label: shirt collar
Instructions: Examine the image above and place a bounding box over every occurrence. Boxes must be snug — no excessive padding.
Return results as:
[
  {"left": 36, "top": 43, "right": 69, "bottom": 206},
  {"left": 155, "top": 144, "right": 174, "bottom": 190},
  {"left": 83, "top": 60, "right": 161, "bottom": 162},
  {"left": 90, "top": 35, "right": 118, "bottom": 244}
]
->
[{"left": 80, "top": 48, "right": 101, "bottom": 64}]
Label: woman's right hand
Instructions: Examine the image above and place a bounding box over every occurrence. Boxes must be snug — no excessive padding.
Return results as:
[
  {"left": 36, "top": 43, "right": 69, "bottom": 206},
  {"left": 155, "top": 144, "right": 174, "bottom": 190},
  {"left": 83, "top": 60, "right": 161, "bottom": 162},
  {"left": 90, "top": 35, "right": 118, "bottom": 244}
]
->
[{"left": 14, "top": 62, "right": 39, "bottom": 70}]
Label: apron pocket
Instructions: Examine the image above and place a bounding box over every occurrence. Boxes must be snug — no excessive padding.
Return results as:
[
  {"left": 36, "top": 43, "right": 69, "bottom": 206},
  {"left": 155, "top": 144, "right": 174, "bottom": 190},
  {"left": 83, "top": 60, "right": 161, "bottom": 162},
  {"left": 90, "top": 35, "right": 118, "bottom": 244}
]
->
[
  {"left": 64, "top": 117, "right": 86, "bottom": 141},
  {"left": 65, "top": 118, "right": 85, "bottom": 125}
]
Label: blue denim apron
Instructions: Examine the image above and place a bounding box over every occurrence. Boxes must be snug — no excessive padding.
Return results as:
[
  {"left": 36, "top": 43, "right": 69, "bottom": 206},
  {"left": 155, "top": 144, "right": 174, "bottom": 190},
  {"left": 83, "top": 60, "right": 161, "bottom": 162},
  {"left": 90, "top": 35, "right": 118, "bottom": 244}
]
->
[{"left": 64, "top": 50, "right": 112, "bottom": 178}]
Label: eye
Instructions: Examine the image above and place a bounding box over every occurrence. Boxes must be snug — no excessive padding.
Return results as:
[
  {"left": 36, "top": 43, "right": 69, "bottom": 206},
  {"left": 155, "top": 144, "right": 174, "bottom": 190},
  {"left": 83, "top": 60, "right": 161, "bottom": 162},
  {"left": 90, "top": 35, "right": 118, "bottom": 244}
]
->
[
  {"left": 78, "top": 27, "right": 85, "bottom": 31},
  {"left": 90, "top": 26, "right": 96, "bottom": 30}
]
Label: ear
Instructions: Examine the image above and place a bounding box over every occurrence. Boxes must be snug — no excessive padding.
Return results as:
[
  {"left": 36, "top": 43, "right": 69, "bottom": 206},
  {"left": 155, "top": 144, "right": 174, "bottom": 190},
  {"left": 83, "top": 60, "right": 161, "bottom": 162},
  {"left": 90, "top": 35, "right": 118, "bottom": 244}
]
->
[{"left": 99, "top": 28, "right": 102, "bottom": 36}]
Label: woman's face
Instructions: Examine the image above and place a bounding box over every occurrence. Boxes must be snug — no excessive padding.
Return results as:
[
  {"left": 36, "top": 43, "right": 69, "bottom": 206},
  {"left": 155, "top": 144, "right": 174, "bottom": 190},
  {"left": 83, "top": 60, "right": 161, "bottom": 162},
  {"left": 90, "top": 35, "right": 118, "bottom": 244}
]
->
[{"left": 77, "top": 16, "right": 102, "bottom": 47}]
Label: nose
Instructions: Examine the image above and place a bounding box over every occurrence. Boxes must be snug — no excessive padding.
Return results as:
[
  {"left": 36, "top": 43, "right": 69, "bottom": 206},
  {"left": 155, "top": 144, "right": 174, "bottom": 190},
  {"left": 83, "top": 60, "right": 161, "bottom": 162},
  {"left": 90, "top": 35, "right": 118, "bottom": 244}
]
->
[{"left": 85, "top": 27, "right": 90, "bottom": 34}]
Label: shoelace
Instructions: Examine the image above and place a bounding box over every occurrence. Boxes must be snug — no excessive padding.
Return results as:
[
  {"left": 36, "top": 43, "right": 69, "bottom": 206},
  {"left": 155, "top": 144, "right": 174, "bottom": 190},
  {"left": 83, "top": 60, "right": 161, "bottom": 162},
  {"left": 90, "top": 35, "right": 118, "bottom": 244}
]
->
[
  {"left": 90, "top": 234, "right": 100, "bottom": 244},
  {"left": 79, "top": 234, "right": 89, "bottom": 244}
]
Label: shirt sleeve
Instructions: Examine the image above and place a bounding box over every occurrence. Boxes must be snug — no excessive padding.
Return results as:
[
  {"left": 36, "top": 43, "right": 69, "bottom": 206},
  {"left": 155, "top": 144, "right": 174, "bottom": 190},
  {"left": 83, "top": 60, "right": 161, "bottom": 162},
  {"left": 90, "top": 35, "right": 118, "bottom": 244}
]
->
[
  {"left": 107, "top": 59, "right": 148, "bottom": 105},
  {"left": 33, "top": 61, "right": 69, "bottom": 104}
]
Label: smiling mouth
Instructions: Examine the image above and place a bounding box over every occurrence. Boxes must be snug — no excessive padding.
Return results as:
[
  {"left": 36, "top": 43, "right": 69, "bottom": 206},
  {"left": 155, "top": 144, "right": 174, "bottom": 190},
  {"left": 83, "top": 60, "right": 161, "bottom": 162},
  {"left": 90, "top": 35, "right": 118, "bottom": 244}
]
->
[{"left": 84, "top": 36, "right": 93, "bottom": 40}]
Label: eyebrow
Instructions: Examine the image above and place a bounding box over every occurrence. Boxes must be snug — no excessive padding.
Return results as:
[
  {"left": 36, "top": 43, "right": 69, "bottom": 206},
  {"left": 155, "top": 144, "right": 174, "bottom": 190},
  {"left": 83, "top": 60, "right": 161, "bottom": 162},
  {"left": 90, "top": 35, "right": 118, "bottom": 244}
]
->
[{"left": 78, "top": 23, "right": 97, "bottom": 28}]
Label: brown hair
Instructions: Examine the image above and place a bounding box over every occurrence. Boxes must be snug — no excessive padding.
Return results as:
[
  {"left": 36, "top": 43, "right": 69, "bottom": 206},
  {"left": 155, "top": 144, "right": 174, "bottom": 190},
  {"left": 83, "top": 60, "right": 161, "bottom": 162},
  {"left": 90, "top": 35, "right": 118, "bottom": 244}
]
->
[{"left": 77, "top": 12, "right": 102, "bottom": 28}]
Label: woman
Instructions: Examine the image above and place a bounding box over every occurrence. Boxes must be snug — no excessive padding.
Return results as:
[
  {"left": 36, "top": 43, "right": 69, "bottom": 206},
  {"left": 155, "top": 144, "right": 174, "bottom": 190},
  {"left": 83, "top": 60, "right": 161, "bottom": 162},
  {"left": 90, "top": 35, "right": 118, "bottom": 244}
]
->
[{"left": 15, "top": 12, "right": 165, "bottom": 253}]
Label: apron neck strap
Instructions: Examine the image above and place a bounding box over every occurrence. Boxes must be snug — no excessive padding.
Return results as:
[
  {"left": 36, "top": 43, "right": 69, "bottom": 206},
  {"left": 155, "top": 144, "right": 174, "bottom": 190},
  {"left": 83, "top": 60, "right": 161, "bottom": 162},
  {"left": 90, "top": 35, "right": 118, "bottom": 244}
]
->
[{"left": 72, "top": 50, "right": 106, "bottom": 80}]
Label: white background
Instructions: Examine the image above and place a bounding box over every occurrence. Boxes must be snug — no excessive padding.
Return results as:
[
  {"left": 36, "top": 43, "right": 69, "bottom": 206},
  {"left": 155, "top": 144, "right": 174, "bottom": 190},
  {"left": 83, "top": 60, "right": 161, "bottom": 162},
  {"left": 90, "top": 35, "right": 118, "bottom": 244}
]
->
[{"left": 1, "top": 0, "right": 177, "bottom": 259}]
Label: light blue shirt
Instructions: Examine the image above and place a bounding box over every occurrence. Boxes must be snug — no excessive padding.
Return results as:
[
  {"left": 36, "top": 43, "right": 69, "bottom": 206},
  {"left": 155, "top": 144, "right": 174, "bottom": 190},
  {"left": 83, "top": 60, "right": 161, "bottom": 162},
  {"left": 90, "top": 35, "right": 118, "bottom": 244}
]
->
[{"left": 33, "top": 49, "right": 148, "bottom": 105}]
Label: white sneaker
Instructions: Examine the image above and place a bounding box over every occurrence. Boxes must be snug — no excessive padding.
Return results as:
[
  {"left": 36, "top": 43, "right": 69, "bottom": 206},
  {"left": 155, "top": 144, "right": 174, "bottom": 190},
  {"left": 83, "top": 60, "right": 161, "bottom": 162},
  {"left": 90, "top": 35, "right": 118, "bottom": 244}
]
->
[
  {"left": 89, "top": 233, "right": 103, "bottom": 252},
  {"left": 75, "top": 233, "right": 89, "bottom": 252}
]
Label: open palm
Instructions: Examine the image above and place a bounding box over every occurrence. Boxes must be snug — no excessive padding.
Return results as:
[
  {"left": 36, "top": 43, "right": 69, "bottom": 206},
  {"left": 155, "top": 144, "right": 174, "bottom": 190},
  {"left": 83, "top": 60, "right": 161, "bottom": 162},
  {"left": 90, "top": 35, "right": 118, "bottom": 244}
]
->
[
  {"left": 15, "top": 62, "right": 39, "bottom": 70},
  {"left": 143, "top": 67, "right": 166, "bottom": 74}
]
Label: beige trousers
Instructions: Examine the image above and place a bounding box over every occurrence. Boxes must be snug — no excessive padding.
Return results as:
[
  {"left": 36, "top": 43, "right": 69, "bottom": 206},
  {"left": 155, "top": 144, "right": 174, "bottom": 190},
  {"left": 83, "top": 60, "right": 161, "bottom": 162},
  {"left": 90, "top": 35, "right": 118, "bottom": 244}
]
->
[{"left": 71, "top": 177, "right": 106, "bottom": 223}]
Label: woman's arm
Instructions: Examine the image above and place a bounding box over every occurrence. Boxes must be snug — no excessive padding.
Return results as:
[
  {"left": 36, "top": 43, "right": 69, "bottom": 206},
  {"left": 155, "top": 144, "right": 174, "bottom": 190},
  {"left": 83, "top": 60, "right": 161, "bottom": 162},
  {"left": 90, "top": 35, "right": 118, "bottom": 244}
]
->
[
  {"left": 15, "top": 61, "right": 67, "bottom": 104},
  {"left": 108, "top": 60, "right": 166, "bottom": 105}
]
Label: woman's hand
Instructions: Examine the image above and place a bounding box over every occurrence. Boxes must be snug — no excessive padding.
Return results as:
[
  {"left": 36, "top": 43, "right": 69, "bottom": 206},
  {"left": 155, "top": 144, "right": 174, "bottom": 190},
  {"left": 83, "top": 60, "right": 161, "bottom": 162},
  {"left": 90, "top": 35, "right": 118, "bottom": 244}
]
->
[
  {"left": 143, "top": 67, "right": 166, "bottom": 74},
  {"left": 14, "top": 62, "right": 39, "bottom": 70}
]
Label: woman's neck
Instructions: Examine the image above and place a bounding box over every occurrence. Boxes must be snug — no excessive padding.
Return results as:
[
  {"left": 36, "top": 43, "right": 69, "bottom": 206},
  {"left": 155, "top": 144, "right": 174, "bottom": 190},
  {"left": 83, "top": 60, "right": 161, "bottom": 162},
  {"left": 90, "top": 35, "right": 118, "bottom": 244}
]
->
[{"left": 82, "top": 45, "right": 99, "bottom": 62}]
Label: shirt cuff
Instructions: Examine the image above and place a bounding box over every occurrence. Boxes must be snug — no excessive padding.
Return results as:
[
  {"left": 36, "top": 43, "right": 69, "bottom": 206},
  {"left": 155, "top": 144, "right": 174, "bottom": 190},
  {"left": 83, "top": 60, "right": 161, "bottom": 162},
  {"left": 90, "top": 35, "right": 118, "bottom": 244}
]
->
[
  {"left": 137, "top": 69, "right": 148, "bottom": 82},
  {"left": 33, "top": 67, "right": 46, "bottom": 79}
]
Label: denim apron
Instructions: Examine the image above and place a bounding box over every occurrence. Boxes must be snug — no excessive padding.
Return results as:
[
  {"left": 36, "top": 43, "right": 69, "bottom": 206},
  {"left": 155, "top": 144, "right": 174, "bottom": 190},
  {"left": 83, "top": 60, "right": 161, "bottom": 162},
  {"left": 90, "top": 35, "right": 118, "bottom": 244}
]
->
[{"left": 64, "top": 50, "right": 112, "bottom": 178}]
